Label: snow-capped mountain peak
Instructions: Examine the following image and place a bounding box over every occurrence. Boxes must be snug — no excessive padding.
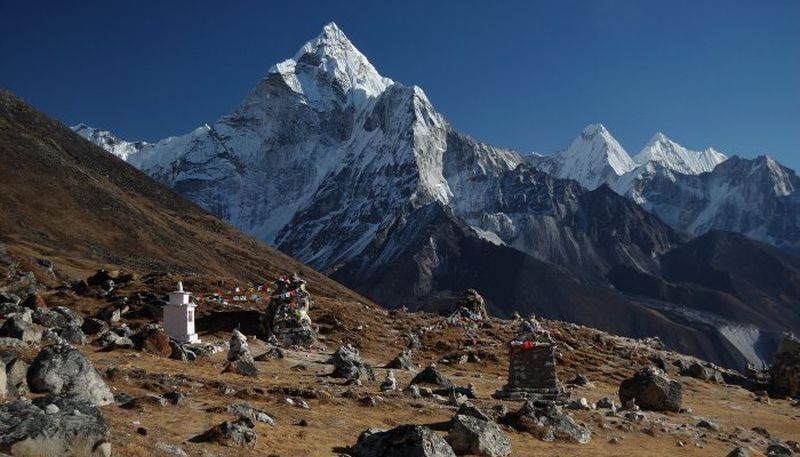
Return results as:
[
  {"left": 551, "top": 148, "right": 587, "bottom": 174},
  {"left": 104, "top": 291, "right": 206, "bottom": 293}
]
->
[
  {"left": 72, "top": 124, "right": 147, "bottom": 161},
  {"left": 267, "top": 22, "right": 392, "bottom": 106},
  {"left": 528, "top": 123, "right": 635, "bottom": 189},
  {"left": 633, "top": 132, "right": 727, "bottom": 175}
]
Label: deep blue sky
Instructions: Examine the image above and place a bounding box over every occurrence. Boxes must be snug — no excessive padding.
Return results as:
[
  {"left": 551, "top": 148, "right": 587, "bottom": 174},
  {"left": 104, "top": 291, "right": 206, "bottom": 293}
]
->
[{"left": 2, "top": 1, "right": 798, "bottom": 169}]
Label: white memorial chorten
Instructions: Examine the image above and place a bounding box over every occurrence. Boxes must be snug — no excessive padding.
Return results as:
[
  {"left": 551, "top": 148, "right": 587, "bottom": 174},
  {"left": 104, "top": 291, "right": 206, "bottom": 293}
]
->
[{"left": 163, "top": 281, "right": 200, "bottom": 343}]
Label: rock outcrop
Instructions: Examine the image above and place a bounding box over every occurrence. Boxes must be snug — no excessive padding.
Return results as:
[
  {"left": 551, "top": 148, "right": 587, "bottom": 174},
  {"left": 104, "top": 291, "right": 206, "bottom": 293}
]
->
[
  {"left": 189, "top": 417, "right": 257, "bottom": 447},
  {"left": 619, "top": 366, "right": 682, "bottom": 412},
  {"left": 26, "top": 344, "right": 114, "bottom": 406},
  {"left": 0, "top": 394, "right": 111, "bottom": 456},
  {"left": 351, "top": 425, "right": 456, "bottom": 457},
  {"left": 503, "top": 400, "right": 591, "bottom": 444},
  {"left": 448, "top": 414, "right": 511, "bottom": 457},
  {"left": 331, "top": 344, "right": 374, "bottom": 381}
]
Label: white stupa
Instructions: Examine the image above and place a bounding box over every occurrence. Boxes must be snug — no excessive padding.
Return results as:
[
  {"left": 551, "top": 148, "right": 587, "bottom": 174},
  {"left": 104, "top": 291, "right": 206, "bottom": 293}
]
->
[{"left": 163, "top": 281, "right": 200, "bottom": 343}]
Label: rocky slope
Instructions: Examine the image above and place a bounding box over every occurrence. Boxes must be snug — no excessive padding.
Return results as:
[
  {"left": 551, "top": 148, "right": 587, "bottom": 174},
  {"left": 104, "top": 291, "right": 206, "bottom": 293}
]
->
[{"left": 0, "top": 89, "right": 367, "bottom": 303}]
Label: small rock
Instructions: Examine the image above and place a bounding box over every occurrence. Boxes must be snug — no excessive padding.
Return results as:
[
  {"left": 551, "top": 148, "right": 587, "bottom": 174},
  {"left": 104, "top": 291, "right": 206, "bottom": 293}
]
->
[
  {"left": 189, "top": 418, "right": 257, "bottom": 447},
  {"left": 409, "top": 364, "right": 453, "bottom": 388}
]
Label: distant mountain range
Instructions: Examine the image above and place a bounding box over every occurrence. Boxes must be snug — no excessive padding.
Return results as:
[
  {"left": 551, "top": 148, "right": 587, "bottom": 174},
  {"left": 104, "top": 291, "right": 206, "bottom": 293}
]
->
[{"left": 70, "top": 23, "right": 800, "bottom": 370}]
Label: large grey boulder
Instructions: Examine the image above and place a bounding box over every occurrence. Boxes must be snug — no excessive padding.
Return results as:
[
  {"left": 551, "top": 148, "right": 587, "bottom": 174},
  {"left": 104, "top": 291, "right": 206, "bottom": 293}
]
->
[
  {"left": 27, "top": 344, "right": 114, "bottom": 406},
  {"left": 619, "top": 366, "right": 682, "bottom": 412},
  {"left": 0, "top": 394, "right": 111, "bottom": 456},
  {"left": 331, "top": 344, "right": 374, "bottom": 381},
  {"left": 503, "top": 400, "right": 591, "bottom": 444},
  {"left": 448, "top": 414, "right": 511, "bottom": 457},
  {"left": 351, "top": 425, "right": 456, "bottom": 457}
]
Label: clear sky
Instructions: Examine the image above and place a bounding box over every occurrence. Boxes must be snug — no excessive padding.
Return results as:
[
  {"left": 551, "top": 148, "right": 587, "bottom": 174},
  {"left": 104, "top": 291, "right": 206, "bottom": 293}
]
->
[{"left": 2, "top": 0, "right": 798, "bottom": 169}]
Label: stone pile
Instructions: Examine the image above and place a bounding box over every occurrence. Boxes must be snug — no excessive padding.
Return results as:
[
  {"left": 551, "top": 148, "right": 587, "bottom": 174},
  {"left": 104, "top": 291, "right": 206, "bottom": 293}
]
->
[
  {"left": 222, "top": 330, "right": 258, "bottom": 377},
  {"left": 770, "top": 334, "right": 800, "bottom": 397},
  {"left": 331, "top": 344, "right": 374, "bottom": 382},
  {"left": 494, "top": 318, "right": 566, "bottom": 401},
  {"left": 260, "top": 273, "right": 317, "bottom": 347}
]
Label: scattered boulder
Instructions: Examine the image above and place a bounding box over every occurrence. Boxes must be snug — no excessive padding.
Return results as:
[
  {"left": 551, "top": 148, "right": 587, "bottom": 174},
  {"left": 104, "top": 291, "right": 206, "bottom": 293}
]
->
[
  {"left": 767, "top": 443, "right": 794, "bottom": 457},
  {"left": 223, "top": 402, "right": 275, "bottom": 425},
  {"left": 0, "top": 361, "right": 6, "bottom": 398},
  {"left": 386, "top": 350, "right": 415, "bottom": 370},
  {"left": 189, "top": 417, "right": 256, "bottom": 447},
  {"left": 770, "top": 334, "right": 800, "bottom": 397},
  {"left": 331, "top": 344, "right": 374, "bottom": 381},
  {"left": 456, "top": 401, "right": 492, "bottom": 422},
  {"left": 567, "top": 373, "right": 593, "bottom": 387},
  {"left": 0, "top": 312, "right": 44, "bottom": 343},
  {"left": 448, "top": 414, "right": 511, "bottom": 457},
  {"left": 596, "top": 397, "right": 617, "bottom": 410},
  {"left": 120, "top": 395, "right": 168, "bottom": 410},
  {"left": 619, "top": 366, "right": 682, "bottom": 412},
  {"left": 4, "top": 356, "right": 29, "bottom": 397},
  {"left": 154, "top": 442, "right": 188, "bottom": 457},
  {"left": 131, "top": 324, "right": 172, "bottom": 356},
  {"left": 222, "top": 330, "right": 257, "bottom": 377},
  {"left": 351, "top": 425, "right": 456, "bottom": 457},
  {"left": 27, "top": 344, "right": 114, "bottom": 406},
  {"left": 727, "top": 447, "right": 767, "bottom": 457},
  {"left": 21, "top": 293, "right": 47, "bottom": 310},
  {"left": 682, "top": 362, "right": 724, "bottom": 383},
  {"left": 53, "top": 325, "right": 87, "bottom": 345},
  {"left": 409, "top": 364, "right": 453, "bottom": 388},
  {"left": 81, "top": 318, "right": 109, "bottom": 336},
  {"left": 502, "top": 400, "right": 591, "bottom": 444},
  {"left": 0, "top": 292, "right": 22, "bottom": 306},
  {"left": 254, "top": 345, "right": 285, "bottom": 361},
  {"left": 0, "top": 394, "right": 111, "bottom": 457}
]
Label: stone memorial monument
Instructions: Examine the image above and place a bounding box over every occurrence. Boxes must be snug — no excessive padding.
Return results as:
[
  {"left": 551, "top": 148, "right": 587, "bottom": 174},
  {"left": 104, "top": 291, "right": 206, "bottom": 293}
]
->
[{"left": 494, "top": 317, "right": 566, "bottom": 401}]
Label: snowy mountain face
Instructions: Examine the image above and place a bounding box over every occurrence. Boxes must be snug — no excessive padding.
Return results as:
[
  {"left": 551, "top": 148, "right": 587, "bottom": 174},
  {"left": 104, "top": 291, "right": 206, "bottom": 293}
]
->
[
  {"left": 72, "top": 23, "right": 800, "bottom": 369},
  {"left": 632, "top": 156, "right": 800, "bottom": 251},
  {"left": 633, "top": 132, "right": 726, "bottom": 176},
  {"left": 528, "top": 124, "right": 636, "bottom": 190},
  {"left": 72, "top": 124, "right": 147, "bottom": 161}
]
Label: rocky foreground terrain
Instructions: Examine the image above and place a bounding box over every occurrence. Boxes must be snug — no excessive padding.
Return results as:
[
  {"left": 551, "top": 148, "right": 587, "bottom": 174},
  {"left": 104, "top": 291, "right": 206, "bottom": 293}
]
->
[{"left": 1, "top": 254, "right": 798, "bottom": 457}]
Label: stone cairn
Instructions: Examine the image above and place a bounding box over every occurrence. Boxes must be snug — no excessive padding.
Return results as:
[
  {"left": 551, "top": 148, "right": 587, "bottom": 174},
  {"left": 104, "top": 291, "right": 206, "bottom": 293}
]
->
[
  {"left": 494, "top": 317, "right": 567, "bottom": 401},
  {"left": 259, "top": 273, "right": 317, "bottom": 347},
  {"left": 770, "top": 333, "right": 800, "bottom": 398}
]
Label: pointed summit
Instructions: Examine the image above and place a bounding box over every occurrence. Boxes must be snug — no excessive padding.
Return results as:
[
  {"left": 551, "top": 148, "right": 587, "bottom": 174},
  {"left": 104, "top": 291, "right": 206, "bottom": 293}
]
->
[
  {"left": 633, "top": 132, "right": 726, "bottom": 175},
  {"left": 529, "top": 124, "right": 635, "bottom": 189},
  {"left": 264, "top": 22, "right": 393, "bottom": 106}
]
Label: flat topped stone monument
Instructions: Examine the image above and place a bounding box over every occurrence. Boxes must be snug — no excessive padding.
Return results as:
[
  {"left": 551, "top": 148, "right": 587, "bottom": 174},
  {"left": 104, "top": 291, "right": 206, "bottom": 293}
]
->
[
  {"left": 163, "top": 281, "right": 200, "bottom": 344},
  {"left": 494, "top": 317, "right": 567, "bottom": 401}
]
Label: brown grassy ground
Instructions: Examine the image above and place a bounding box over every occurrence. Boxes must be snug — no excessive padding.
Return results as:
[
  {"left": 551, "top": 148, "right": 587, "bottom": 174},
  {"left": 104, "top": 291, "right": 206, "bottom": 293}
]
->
[{"left": 10, "top": 296, "right": 792, "bottom": 457}]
